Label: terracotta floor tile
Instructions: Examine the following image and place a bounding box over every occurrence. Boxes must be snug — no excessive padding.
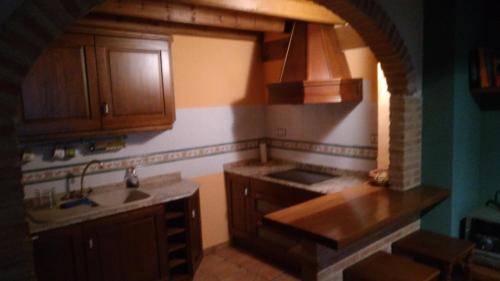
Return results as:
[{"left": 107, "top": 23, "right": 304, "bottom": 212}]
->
[
  {"left": 208, "top": 259, "right": 248, "bottom": 280},
  {"left": 272, "top": 273, "right": 300, "bottom": 281},
  {"left": 194, "top": 246, "right": 300, "bottom": 281},
  {"left": 198, "top": 254, "right": 226, "bottom": 273},
  {"left": 216, "top": 247, "right": 258, "bottom": 266},
  {"left": 194, "top": 271, "right": 220, "bottom": 281},
  {"left": 239, "top": 258, "right": 285, "bottom": 280},
  {"left": 220, "top": 270, "right": 269, "bottom": 281}
]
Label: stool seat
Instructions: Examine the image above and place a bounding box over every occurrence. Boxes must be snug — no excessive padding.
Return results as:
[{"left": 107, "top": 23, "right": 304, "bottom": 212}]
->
[
  {"left": 392, "top": 230, "right": 474, "bottom": 281},
  {"left": 344, "top": 251, "right": 440, "bottom": 281},
  {"left": 393, "top": 230, "right": 474, "bottom": 264},
  {"left": 469, "top": 263, "right": 500, "bottom": 281}
]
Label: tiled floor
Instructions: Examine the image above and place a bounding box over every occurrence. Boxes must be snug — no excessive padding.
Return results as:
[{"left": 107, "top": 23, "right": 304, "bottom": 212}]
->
[
  {"left": 194, "top": 246, "right": 475, "bottom": 281},
  {"left": 194, "top": 246, "right": 300, "bottom": 281}
]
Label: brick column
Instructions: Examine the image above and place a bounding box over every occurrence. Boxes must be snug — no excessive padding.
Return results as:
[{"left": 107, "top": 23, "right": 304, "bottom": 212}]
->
[{"left": 389, "top": 95, "right": 422, "bottom": 190}]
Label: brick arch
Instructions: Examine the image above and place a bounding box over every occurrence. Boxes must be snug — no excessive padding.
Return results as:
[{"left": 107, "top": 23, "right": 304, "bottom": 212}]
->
[
  {"left": 0, "top": 0, "right": 421, "bottom": 279},
  {"left": 313, "top": 0, "right": 422, "bottom": 192},
  {"left": 314, "top": 0, "right": 417, "bottom": 96}
]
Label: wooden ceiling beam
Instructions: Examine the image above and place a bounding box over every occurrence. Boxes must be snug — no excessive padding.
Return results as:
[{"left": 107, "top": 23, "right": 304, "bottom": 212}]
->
[
  {"left": 73, "top": 15, "right": 261, "bottom": 41},
  {"left": 92, "top": 0, "right": 285, "bottom": 33},
  {"left": 169, "top": 0, "right": 345, "bottom": 24}
]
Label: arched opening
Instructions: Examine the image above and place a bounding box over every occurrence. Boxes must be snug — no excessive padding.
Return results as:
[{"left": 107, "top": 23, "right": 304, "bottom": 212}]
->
[{"left": 0, "top": 0, "right": 420, "bottom": 279}]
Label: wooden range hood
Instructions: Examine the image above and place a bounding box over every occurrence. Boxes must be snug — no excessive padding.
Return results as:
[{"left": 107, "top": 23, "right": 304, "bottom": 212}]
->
[{"left": 267, "top": 22, "right": 363, "bottom": 104}]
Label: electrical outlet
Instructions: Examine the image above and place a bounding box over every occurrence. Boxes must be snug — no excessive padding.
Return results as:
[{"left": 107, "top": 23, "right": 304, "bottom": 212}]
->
[
  {"left": 276, "top": 128, "right": 287, "bottom": 138},
  {"left": 370, "top": 133, "right": 378, "bottom": 146}
]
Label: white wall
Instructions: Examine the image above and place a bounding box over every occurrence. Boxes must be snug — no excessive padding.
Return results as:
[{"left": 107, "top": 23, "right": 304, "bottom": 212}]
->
[
  {"left": 22, "top": 106, "right": 265, "bottom": 197},
  {"left": 377, "top": 63, "right": 390, "bottom": 169},
  {"left": 266, "top": 80, "right": 377, "bottom": 171}
]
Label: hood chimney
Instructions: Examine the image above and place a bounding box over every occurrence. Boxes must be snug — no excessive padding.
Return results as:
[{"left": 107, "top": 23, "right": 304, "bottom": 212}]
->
[{"left": 267, "top": 22, "right": 362, "bottom": 104}]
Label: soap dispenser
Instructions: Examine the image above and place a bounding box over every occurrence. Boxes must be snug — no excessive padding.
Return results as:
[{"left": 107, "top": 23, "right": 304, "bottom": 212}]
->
[{"left": 125, "top": 166, "right": 140, "bottom": 188}]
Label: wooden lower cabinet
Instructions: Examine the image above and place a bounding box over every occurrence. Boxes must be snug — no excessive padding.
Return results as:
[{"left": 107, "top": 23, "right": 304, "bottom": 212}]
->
[
  {"left": 33, "top": 225, "right": 87, "bottom": 281},
  {"left": 164, "top": 190, "right": 203, "bottom": 280},
  {"left": 84, "top": 205, "right": 166, "bottom": 281},
  {"left": 225, "top": 172, "right": 321, "bottom": 272},
  {"left": 33, "top": 193, "right": 202, "bottom": 281},
  {"left": 187, "top": 191, "right": 203, "bottom": 273}
]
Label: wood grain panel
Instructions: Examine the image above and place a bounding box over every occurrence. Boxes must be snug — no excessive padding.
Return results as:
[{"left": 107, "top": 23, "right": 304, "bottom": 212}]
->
[
  {"left": 171, "top": 0, "right": 345, "bottom": 24},
  {"left": 33, "top": 225, "right": 86, "bottom": 281},
  {"left": 19, "top": 33, "right": 101, "bottom": 136},
  {"left": 96, "top": 35, "right": 175, "bottom": 129},
  {"left": 92, "top": 0, "right": 285, "bottom": 33},
  {"left": 264, "top": 183, "right": 449, "bottom": 249},
  {"left": 108, "top": 50, "right": 164, "bottom": 115}
]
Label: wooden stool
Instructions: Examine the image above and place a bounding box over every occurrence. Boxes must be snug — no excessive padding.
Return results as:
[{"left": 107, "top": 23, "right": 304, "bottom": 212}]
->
[
  {"left": 392, "top": 230, "right": 474, "bottom": 281},
  {"left": 469, "top": 263, "right": 500, "bottom": 281},
  {"left": 344, "top": 251, "right": 440, "bottom": 281}
]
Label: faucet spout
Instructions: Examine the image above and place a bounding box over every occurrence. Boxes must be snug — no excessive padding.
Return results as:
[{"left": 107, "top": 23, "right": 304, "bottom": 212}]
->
[{"left": 80, "top": 160, "right": 104, "bottom": 197}]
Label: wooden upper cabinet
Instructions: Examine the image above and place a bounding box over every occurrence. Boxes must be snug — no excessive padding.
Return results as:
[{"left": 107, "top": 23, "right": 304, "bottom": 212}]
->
[
  {"left": 19, "top": 33, "right": 101, "bottom": 137},
  {"left": 95, "top": 36, "right": 175, "bottom": 130},
  {"left": 19, "top": 31, "right": 175, "bottom": 141}
]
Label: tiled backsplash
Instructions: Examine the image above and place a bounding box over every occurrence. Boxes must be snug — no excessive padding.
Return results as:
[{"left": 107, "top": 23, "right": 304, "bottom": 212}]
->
[
  {"left": 22, "top": 139, "right": 261, "bottom": 185},
  {"left": 23, "top": 138, "right": 377, "bottom": 186},
  {"left": 268, "top": 138, "right": 376, "bottom": 160}
]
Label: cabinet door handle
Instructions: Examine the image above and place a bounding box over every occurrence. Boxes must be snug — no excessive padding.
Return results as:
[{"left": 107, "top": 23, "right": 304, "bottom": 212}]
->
[
  {"left": 101, "top": 103, "right": 109, "bottom": 115},
  {"left": 192, "top": 209, "right": 196, "bottom": 219},
  {"left": 88, "top": 238, "right": 94, "bottom": 249},
  {"left": 31, "top": 235, "right": 39, "bottom": 241},
  {"left": 244, "top": 187, "right": 248, "bottom": 197}
]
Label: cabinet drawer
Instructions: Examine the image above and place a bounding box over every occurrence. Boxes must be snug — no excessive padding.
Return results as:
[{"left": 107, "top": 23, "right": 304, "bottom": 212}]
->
[{"left": 250, "top": 178, "right": 321, "bottom": 208}]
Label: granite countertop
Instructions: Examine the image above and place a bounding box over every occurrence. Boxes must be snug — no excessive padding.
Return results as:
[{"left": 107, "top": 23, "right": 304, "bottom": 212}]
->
[
  {"left": 26, "top": 172, "right": 198, "bottom": 234},
  {"left": 224, "top": 159, "right": 368, "bottom": 194}
]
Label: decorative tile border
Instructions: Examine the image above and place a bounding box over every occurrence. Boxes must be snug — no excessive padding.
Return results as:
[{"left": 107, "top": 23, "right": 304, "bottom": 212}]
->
[
  {"left": 267, "top": 138, "right": 377, "bottom": 160},
  {"left": 22, "top": 139, "right": 261, "bottom": 185},
  {"left": 22, "top": 138, "right": 377, "bottom": 185}
]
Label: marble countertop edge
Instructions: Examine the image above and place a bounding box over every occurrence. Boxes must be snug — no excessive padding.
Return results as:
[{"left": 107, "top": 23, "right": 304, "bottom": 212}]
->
[{"left": 27, "top": 173, "right": 199, "bottom": 234}]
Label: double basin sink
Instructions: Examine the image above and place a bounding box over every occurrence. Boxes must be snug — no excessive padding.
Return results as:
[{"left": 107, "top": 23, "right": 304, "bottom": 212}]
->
[
  {"left": 88, "top": 189, "right": 150, "bottom": 206},
  {"left": 27, "top": 188, "right": 152, "bottom": 225},
  {"left": 57, "top": 189, "right": 151, "bottom": 209}
]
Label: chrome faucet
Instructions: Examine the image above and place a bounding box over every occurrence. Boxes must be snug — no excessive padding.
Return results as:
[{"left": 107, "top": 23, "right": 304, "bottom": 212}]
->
[{"left": 80, "top": 160, "right": 104, "bottom": 197}]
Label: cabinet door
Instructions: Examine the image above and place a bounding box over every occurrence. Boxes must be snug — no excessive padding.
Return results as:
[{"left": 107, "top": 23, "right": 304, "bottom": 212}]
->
[
  {"left": 187, "top": 190, "right": 203, "bottom": 273},
  {"left": 226, "top": 173, "right": 253, "bottom": 237},
  {"left": 19, "top": 33, "right": 101, "bottom": 137},
  {"left": 33, "top": 225, "right": 86, "bottom": 281},
  {"left": 84, "top": 206, "right": 166, "bottom": 281},
  {"left": 95, "top": 36, "right": 175, "bottom": 130}
]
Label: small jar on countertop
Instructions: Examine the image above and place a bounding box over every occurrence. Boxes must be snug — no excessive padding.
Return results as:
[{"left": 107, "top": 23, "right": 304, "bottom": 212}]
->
[{"left": 125, "top": 166, "right": 140, "bottom": 188}]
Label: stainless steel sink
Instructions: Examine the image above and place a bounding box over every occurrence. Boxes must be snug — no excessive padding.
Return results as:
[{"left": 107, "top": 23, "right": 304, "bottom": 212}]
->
[
  {"left": 266, "top": 169, "right": 338, "bottom": 185},
  {"left": 89, "top": 189, "right": 150, "bottom": 206}
]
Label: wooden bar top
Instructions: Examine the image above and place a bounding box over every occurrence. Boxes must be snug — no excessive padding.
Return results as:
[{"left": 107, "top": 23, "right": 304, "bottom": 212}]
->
[{"left": 263, "top": 183, "right": 449, "bottom": 249}]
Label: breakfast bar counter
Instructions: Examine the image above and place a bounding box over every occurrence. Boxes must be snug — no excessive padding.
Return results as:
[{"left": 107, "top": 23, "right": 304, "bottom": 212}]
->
[{"left": 264, "top": 183, "right": 449, "bottom": 250}]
